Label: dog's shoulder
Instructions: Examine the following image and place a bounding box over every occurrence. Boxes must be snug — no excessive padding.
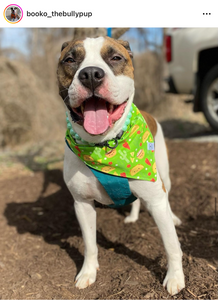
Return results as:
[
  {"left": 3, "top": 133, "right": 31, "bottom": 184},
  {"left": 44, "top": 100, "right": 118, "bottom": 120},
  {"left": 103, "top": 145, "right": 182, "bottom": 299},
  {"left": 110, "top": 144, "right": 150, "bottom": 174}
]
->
[{"left": 140, "top": 110, "right": 157, "bottom": 137}]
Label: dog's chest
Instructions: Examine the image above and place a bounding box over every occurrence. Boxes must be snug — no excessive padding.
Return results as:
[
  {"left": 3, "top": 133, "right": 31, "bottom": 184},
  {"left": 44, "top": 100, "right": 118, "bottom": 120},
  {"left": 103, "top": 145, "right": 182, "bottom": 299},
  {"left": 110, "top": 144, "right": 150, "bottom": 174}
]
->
[{"left": 64, "top": 145, "right": 114, "bottom": 205}]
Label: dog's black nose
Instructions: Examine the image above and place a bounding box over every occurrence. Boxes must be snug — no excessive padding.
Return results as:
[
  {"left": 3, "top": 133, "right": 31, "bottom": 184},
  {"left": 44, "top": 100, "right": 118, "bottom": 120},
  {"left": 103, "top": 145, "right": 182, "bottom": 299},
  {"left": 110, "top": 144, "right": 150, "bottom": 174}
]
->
[{"left": 78, "top": 67, "right": 105, "bottom": 91}]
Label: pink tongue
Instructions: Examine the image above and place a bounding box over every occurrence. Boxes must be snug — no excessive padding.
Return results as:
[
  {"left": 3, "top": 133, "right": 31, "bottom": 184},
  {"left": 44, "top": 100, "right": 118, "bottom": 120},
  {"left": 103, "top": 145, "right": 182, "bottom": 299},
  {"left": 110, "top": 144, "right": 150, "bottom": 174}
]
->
[{"left": 83, "top": 98, "right": 109, "bottom": 135}]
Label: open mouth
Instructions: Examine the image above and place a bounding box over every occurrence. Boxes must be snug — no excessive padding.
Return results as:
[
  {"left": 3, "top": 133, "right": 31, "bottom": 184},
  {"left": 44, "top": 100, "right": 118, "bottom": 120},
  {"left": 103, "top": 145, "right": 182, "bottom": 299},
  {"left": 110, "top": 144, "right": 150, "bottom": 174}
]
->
[{"left": 68, "top": 96, "right": 128, "bottom": 135}]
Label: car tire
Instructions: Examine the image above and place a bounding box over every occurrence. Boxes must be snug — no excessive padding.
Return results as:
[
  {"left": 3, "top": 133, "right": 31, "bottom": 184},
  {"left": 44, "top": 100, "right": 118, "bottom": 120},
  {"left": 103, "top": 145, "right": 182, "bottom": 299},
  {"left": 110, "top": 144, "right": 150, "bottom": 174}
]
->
[{"left": 200, "top": 65, "right": 218, "bottom": 131}]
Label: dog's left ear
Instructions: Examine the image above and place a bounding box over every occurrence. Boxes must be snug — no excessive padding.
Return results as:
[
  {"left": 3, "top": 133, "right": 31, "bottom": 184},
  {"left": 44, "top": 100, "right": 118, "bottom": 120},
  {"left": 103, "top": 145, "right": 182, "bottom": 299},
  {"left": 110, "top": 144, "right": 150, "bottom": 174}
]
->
[
  {"left": 116, "top": 40, "right": 133, "bottom": 59},
  {"left": 61, "top": 41, "right": 70, "bottom": 52}
]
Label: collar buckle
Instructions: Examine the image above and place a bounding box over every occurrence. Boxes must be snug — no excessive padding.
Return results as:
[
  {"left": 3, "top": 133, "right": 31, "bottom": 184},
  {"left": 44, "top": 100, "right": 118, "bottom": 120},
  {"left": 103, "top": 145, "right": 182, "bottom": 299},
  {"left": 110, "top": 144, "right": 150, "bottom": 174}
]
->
[
  {"left": 96, "top": 130, "right": 124, "bottom": 149},
  {"left": 105, "top": 139, "right": 119, "bottom": 149}
]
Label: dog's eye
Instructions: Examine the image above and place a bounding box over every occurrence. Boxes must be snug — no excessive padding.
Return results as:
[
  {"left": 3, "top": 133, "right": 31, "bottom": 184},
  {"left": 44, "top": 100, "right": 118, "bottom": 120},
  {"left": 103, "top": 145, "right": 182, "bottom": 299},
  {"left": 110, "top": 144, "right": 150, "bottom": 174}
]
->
[
  {"left": 111, "top": 55, "right": 122, "bottom": 61},
  {"left": 64, "top": 57, "right": 75, "bottom": 63}
]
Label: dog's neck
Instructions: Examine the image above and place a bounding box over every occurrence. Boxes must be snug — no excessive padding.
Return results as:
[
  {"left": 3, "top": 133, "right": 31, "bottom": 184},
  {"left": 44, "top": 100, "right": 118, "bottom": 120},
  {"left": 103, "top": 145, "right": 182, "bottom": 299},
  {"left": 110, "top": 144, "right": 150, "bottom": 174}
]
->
[{"left": 66, "top": 90, "right": 135, "bottom": 144}]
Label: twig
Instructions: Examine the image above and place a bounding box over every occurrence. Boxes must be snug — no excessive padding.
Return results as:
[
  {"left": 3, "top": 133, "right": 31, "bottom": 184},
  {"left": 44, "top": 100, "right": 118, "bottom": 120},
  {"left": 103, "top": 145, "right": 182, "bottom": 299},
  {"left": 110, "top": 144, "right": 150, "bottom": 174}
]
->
[
  {"left": 107, "top": 289, "right": 124, "bottom": 298},
  {"left": 187, "top": 288, "right": 197, "bottom": 299},
  {"left": 198, "top": 294, "right": 207, "bottom": 298},
  {"left": 147, "top": 226, "right": 158, "bottom": 230},
  {"left": 26, "top": 293, "right": 36, "bottom": 296},
  {"left": 124, "top": 275, "right": 131, "bottom": 284},
  {"left": 207, "top": 263, "right": 217, "bottom": 272}
]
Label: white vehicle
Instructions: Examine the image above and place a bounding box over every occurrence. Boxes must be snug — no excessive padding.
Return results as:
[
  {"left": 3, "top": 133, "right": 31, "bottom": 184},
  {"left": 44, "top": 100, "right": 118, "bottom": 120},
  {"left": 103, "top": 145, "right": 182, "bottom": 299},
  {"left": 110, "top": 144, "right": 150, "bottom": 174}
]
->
[{"left": 165, "top": 28, "right": 218, "bottom": 131}]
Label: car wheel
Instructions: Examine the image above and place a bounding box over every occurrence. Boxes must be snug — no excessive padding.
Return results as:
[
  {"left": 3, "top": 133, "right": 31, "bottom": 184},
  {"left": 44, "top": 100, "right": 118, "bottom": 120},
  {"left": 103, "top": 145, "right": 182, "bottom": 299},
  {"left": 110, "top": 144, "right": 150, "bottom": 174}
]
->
[{"left": 200, "top": 65, "right": 218, "bottom": 131}]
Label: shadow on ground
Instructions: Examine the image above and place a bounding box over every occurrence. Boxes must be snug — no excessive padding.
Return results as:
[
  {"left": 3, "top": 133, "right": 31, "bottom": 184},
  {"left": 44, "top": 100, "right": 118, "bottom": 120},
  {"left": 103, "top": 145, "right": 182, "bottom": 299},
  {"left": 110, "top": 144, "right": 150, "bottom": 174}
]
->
[
  {"left": 3, "top": 168, "right": 167, "bottom": 283},
  {"left": 160, "top": 119, "right": 216, "bottom": 139},
  {"left": 4, "top": 168, "right": 218, "bottom": 276}
]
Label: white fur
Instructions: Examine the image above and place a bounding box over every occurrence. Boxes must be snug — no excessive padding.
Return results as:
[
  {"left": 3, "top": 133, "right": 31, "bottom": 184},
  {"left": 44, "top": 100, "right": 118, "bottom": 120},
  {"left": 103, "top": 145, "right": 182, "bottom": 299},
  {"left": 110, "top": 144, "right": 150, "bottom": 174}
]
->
[
  {"left": 124, "top": 198, "right": 141, "bottom": 223},
  {"left": 63, "top": 37, "right": 185, "bottom": 295}
]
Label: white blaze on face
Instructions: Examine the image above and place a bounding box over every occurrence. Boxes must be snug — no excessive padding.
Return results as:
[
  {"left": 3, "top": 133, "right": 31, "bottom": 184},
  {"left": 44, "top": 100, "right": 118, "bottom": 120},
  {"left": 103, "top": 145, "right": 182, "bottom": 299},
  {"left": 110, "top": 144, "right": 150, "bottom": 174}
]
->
[{"left": 68, "top": 37, "right": 105, "bottom": 108}]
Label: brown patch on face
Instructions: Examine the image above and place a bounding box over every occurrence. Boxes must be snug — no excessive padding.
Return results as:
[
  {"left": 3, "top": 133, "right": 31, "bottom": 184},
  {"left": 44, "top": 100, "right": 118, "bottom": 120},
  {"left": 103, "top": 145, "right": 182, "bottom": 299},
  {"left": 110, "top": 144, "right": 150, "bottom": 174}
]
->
[
  {"left": 161, "top": 178, "right": 166, "bottom": 193},
  {"left": 57, "top": 39, "right": 85, "bottom": 102},
  {"left": 100, "top": 36, "right": 134, "bottom": 79},
  {"left": 140, "top": 110, "right": 157, "bottom": 137}
]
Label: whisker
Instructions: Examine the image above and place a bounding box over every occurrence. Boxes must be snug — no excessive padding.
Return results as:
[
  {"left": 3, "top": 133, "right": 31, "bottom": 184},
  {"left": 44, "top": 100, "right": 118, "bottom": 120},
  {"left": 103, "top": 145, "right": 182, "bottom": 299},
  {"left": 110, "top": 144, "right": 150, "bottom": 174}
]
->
[
  {"left": 63, "top": 94, "right": 69, "bottom": 103},
  {"left": 59, "top": 87, "right": 69, "bottom": 93}
]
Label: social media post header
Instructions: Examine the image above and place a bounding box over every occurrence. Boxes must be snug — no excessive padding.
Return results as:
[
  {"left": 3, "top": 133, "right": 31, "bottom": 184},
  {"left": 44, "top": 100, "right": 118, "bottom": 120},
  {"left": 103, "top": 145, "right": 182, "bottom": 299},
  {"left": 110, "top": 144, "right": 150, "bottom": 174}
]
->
[{"left": 1, "top": 0, "right": 218, "bottom": 27}]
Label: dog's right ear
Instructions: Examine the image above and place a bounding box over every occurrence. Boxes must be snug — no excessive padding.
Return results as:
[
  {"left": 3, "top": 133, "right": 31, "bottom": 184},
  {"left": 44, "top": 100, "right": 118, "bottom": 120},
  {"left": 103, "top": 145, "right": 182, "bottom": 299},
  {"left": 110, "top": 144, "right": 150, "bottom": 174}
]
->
[{"left": 61, "top": 41, "right": 70, "bottom": 52}]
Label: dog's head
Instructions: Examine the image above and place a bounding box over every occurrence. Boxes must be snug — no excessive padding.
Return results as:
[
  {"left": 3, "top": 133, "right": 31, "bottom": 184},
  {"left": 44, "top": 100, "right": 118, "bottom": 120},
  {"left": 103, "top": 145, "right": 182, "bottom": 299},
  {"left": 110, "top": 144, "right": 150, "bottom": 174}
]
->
[{"left": 57, "top": 36, "right": 134, "bottom": 143}]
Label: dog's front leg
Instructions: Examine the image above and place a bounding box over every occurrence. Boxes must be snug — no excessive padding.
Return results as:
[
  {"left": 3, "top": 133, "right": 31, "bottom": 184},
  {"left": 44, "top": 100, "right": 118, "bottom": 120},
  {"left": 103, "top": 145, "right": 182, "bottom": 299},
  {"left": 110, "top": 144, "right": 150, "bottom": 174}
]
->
[
  {"left": 131, "top": 178, "right": 185, "bottom": 295},
  {"left": 74, "top": 199, "right": 99, "bottom": 289}
]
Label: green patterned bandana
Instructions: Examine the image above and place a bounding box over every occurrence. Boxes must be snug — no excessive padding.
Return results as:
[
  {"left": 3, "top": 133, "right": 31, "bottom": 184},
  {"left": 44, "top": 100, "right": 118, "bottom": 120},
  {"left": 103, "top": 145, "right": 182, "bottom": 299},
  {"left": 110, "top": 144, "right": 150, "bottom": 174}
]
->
[{"left": 66, "top": 104, "right": 157, "bottom": 181}]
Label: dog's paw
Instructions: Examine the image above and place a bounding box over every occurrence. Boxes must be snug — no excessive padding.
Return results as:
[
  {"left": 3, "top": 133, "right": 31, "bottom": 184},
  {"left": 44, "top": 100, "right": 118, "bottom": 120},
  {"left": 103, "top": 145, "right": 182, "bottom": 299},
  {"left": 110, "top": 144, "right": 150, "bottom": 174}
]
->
[
  {"left": 75, "top": 272, "right": 96, "bottom": 289},
  {"left": 124, "top": 215, "right": 138, "bottom": 224},
  {"left": 163, "top": 271, "right": 185, "bottom": 295},
  {"left": 172, "top": 214, "right": 182, "bottom": 226},
  {"left": 75, "top": 264, "right": 98, "bottom": 289}
]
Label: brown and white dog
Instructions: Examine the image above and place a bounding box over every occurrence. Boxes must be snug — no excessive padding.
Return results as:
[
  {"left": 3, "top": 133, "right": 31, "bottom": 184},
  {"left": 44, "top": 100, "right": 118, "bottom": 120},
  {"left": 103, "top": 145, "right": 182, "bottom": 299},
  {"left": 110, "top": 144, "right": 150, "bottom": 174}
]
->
[{"left": 57, "top": 36, "right": 185, "bottom": 295}]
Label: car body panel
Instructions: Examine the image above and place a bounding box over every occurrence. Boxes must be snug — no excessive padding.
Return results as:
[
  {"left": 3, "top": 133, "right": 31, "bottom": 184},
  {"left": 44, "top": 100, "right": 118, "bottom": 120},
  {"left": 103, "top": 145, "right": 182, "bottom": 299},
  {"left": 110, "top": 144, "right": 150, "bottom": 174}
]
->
[{"left": 167, "top": 28, "right": 218, "bottom": 94}]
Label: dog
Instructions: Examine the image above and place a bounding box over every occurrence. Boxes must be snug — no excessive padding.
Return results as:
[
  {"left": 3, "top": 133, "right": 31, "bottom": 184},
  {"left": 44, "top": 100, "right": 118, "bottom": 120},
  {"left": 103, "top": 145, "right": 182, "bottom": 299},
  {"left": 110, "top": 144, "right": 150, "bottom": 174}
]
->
[
  {"left": 10, "top": 8, "right": 16, "bottom": 21},
  {"left": 57, "top": 36, "right": 185, "bottom": 295}
]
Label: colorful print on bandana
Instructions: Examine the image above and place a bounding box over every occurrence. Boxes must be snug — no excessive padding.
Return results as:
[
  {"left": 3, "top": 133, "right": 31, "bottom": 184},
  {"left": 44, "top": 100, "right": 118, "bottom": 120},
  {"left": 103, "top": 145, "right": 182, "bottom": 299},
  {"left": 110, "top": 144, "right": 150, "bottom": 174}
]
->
[{"left": 66, "top": 104, "right": 157, "bottom": 181}]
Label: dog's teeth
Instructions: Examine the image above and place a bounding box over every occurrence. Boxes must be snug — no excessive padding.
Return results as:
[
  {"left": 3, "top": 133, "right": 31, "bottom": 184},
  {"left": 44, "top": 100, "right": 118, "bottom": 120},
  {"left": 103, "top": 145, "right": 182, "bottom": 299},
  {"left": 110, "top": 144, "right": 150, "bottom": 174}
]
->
[{"left": 109, "top": 104, "right": 114, "bottom": 113}]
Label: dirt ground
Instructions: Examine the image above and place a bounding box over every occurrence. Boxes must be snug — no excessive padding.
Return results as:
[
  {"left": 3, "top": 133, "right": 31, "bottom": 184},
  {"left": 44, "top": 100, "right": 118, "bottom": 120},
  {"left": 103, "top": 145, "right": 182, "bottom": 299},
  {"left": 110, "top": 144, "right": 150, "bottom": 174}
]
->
[{"left": 0, "top": 138, "right": 217, "bottom": 299}]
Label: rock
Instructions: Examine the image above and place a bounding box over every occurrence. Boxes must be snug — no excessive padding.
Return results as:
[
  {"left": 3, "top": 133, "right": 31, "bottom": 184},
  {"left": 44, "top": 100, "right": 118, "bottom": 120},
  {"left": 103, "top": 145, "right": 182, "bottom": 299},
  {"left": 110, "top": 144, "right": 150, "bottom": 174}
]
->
[{"left": 30, "top": 272, "right": 42, "bottom": 280}]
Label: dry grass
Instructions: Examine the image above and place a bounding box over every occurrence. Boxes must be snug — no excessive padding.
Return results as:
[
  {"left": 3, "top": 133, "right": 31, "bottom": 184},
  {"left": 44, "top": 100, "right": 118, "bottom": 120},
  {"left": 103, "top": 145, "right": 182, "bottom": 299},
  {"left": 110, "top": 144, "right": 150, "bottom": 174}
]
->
[
  {"left": 0, "top": 56, "right": 65, "bottom": 147},
  {"left": 134, "top": 51, "right": 163, "bottom": 111}
]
